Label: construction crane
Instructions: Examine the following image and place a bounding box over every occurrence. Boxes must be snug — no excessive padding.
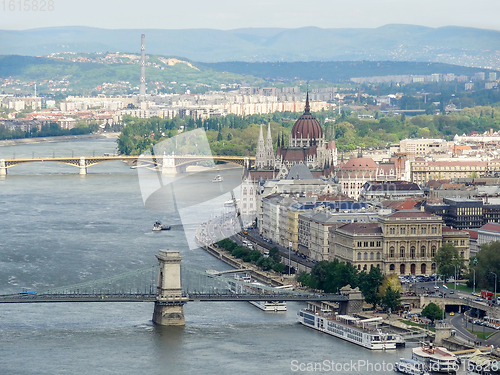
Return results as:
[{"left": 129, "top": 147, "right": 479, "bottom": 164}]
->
[{"left": 231, "top": 190, "right": 246, "bottom": 235}]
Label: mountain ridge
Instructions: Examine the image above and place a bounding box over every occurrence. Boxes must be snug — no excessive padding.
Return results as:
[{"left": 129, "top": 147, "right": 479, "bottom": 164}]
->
[{"left": 1, "top": 25, "right": 500, "bottom": 68}]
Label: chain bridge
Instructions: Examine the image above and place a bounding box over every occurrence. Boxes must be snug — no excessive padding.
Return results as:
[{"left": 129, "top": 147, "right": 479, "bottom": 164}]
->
[
  {"left": 0, "top": 251, "right": 348, "bottom": 325},
  {"left": 0, "top": 154, "right": 255, "bottom": 175}
]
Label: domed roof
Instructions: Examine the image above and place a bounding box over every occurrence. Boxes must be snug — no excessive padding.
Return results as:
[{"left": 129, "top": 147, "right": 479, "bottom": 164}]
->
[{"left": 291, "top": 93, "right": 323, "bottom": 140}]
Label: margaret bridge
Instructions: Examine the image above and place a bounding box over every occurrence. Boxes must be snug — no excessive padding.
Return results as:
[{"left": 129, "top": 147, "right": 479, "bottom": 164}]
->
[{"left": 0, "top": 154, "right": 255, "bottom": 175}]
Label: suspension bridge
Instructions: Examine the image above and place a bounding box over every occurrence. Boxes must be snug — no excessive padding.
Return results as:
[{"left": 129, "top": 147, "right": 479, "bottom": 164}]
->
[{"left": 0, "top": 250, "right": 352, "bottom": 326}]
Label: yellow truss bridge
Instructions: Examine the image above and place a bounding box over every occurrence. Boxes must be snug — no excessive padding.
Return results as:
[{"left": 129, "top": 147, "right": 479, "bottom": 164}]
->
[{"left": 0, "top": 155, "right": 255, "bottom": 175}]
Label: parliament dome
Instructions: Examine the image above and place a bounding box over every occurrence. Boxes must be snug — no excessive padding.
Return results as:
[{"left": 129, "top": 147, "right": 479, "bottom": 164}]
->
[{"left": 291, "top": 93, "right": 323, "bottom": 140}]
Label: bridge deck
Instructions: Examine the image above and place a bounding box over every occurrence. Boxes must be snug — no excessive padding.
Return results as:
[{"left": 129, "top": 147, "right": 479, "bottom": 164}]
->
[{"left": 0, "top": 293, "right": 347, "bottom": 303}]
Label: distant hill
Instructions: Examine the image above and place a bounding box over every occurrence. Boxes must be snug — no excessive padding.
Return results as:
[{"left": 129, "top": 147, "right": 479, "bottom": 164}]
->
[
  {"left": 1, "top": 25, "right": 500, "bottom": 68},
  {"left": 0, "top": 54, "right": 496, "bottom": 96},
  {"left": 201, "top": 61, "right": 493, "bottom": 83},
  {"left": 0, "top": 54, "right": 262, "bottom": 94}
]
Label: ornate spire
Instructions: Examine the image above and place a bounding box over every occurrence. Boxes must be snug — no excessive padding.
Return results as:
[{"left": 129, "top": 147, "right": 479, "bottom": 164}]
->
[{"left": 304, "top": 91, "right": 310, "bottom": 114}]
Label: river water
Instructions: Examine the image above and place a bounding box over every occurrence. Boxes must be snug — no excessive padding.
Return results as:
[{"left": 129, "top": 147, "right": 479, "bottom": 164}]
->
[{"left": 0, "top": 138, "right": 429, "bottom": 375}]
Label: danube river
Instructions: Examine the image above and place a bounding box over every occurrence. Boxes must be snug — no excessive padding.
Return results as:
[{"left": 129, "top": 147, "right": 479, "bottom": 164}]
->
[{"left": 1, "top": 138, "right": 425, "bottom": 375}]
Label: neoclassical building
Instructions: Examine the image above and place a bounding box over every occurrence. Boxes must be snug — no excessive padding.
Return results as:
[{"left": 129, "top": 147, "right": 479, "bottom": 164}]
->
[{"left": 332, "top": 210, "right": 470, "bottom": 276}]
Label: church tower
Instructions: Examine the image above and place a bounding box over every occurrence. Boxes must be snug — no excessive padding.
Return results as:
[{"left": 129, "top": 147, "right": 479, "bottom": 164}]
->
[
  {"left": 255, "top": 124, "right": 266, "bottom": 169},
  {"left": 265, "top": 123, "right": 274, "bottom": 168}
]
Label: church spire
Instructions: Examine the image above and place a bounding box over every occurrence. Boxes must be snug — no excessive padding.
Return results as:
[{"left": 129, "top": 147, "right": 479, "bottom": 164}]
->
[
  {"left": 255, "top": 124, "right": 266, "bottom": 169},
  {"left": 304, "top": 91, "right": 310, "bottom": 114}
]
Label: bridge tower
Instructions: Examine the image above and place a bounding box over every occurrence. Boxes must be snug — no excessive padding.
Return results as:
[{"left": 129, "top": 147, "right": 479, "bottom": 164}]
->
[
  {"left": 0, "top": 159, "right": 6, "bottom": 176},
  {"left": 161, "top": 152, "right": 177, "bottom": 175},
  {"left": 79, "top": 157, "right": 87, "bottom": 175},
  {"left": 152, "top": 250, "right": 187, "bottom": 326}
]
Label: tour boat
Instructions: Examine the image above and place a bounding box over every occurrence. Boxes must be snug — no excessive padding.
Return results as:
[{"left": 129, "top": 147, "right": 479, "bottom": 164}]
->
[
  {"left": 212, "top": 175, "right": 223, "bottom": 182},
  {"left": 230, "top": 274, "right": 286, "bottom": 312},
  {"left": 394, "top": 358, "right": 430, "bottom": 375},
  {"left": 411, "top": 344, "right": 458, "bottom": 373},
  {"left": 153, "top": 221, "right": 171, "bottom": 231},
  {"left": 297, "top": 303, "right": 405, "bottom": 350}
]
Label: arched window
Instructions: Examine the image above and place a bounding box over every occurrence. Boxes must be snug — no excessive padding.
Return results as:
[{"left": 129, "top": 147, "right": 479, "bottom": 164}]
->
[
  {"left": 376, "top": 252, "right": 381, "bottom": 260},
  {"left": 431, "top": 246, "right": 437, "bottom": 257},
  {"left": 243, "top": 187, "right": 247, "bottom": 195},
  {"left": 400, "top": 246, "right": 405, "bottom": 258},
  {"left": 389, "top": 246, "right": 395, "bottom": 258},
  {"left": 400, "top": 264, "right": 406, "bottom": 275},
  {"left": 431, "top": 262, "right": 436, "bottom": 270},
  {"left": 421, "top": 264, "right": 427, "bottom": 274},
  {"left": 421, "top": 246, "right": 426, "bottom": 258},
  {"left": 389, "top": 264, "right": 395, "bottom": 271},
  {"left": 364, "top": 252, "right": 368, "bottom": 260},
  {"left": 410, "top": 246, "right": 415, "bottom": 259},
  {"left": 370, "top": 252, "right": 374, "bottom": 260},
  {"left": 357, "top": 252, "right": 361, "bottom": 261}
]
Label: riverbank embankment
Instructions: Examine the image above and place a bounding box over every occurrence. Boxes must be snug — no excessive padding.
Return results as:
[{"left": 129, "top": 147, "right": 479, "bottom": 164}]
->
[{"left": 0, "top": 133, "right": 119, "bottom": 147}]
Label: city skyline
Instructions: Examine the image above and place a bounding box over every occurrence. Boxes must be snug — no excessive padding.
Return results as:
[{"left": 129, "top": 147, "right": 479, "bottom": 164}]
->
[{"left": 0, "top": 0, "right": 499, "bottom": 32}]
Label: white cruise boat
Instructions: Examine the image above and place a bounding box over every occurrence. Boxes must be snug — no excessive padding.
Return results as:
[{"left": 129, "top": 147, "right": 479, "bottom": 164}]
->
[
  {"left": 412, "top": 344, "right": 458, "bottom": 373},
  {"left": 230, "top": 274, "right": 287, "bottom": 312},
  {"left": 395, "top": 358, "right": 430, "bottom": 375},
  {"left": 212, "top": 174, "right": 223, "bottom": 182},
  {"left": 297, "top": 303, "right": 405, "bottom": 350}
]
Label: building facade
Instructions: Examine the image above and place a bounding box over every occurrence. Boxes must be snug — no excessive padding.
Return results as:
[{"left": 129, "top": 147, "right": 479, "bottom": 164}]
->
[{"left": 331, "top": 210, "right": 469, "bottom": 276}]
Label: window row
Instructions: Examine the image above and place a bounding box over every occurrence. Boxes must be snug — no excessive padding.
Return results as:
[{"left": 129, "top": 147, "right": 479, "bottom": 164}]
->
[
  {"left": 388, "top": 226, "right": 438, "bottom": 235},
  {"left": 357, "top": 252, "right": 381, "bottom": 261},
  {"left": 388, "top": 245, "right": 437, "bottom": 258},
  {"left": 356, "top": 241, "right": 382, "bottom": 248}
]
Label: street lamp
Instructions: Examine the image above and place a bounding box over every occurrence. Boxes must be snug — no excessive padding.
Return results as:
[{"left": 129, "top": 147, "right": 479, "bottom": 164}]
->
[
  {"left": 491, "top": 272, "right": 497, "bottom": 301},
  {"left": 473, "top": 268, "right": 476, "bottom": 294},
  {"left": 453, "top": 265, "right": 458, "bottom": 291}
]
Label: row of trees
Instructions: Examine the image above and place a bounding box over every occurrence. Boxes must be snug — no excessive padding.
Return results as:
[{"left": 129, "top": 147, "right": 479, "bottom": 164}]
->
[
  {"left": 297, "top": 261, "right": 401, "bottom": 311},
  {"left": 0, "top": 122, "right": 96, "bottom": 141},
  {"left": 216, "top": 239, "right": 289, "bottom": 274},
  {"left": 116, "top": 103, "right": 500, "bottom": 156}
]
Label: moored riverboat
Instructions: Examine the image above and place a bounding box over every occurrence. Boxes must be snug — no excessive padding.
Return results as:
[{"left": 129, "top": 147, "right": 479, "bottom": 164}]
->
[{"left": 297, "top": 303, "right": 405, "bottom": 350}]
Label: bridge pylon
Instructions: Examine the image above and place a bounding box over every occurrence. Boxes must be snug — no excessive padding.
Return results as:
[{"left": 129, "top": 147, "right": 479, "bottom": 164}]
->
[
  {"left": 153, "top": 250, "right": 188, "bottom": 326},
  {"left": 0, "top": 159, "right": 6, "bottom": 176},
  {"left": 79, "top": 157, "right": 87, "bottom": 175},
  {"left": 161, "top": 153, "right": 178, "bottom": 175}
]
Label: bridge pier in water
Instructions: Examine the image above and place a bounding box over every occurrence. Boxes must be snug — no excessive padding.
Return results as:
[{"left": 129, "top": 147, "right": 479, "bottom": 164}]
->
[
  {"left": 161, "top": 153, "right": 178, "bottom": 175},
  {"left": 153, "top": 250, "right": 187, "bottom": 326},
  {"left": 0, "top": 159, "right": 6, "bottom": 176},
  {"left": 79, "top": 157, "right": 87, "bottom": 175}
]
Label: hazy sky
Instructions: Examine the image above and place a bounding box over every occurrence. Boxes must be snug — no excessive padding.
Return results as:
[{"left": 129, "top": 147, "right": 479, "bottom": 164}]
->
[{"left": 1, "top": 0, "right": 499, "bottom": 31}]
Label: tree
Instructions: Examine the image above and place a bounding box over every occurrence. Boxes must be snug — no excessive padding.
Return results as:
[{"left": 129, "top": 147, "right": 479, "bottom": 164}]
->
[
  {"left": 358, "top": 267, "right": 384, "bottom": 308},
  {"left": 381, "top": 286, "right": 401, "bottom": 311},
  {"left": 269, "top": 247, "right": 281, "bottom": 264},
  {"left": 217, "top": 130, "right": 223, "bottom": 141},
  {"left": 468, "top": 241, "right": 500, "bottom": 290},
  {"left": 433, "top": 242, "right": 465, "bottom": 282},
  {"left": 422, "top": 302, "right": 443, "bottom": 322}
]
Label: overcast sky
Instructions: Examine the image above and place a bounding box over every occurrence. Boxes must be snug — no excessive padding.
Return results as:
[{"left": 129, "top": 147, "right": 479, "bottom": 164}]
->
[{"left": 1, "top": 0, "right": 499, "bottom": 31}]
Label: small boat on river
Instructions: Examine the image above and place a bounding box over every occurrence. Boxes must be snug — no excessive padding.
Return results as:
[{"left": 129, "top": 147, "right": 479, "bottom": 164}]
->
[{"left": 153, "top": 221, "right": 171, "bottom": 231}]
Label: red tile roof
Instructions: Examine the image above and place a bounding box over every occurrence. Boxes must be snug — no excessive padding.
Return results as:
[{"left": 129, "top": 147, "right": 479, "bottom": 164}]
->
[
  {"left": 480, "top": 223, "right": 500, "bottom": 233},
  {"left": 338, "top": 222, "right": 382, "bottom": 234},
  {"left": 389, "top": 210, "right": 433, "bottom": 218},
  {"left": 467, "top": 230, "right": 478, "bottom": 239}
]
